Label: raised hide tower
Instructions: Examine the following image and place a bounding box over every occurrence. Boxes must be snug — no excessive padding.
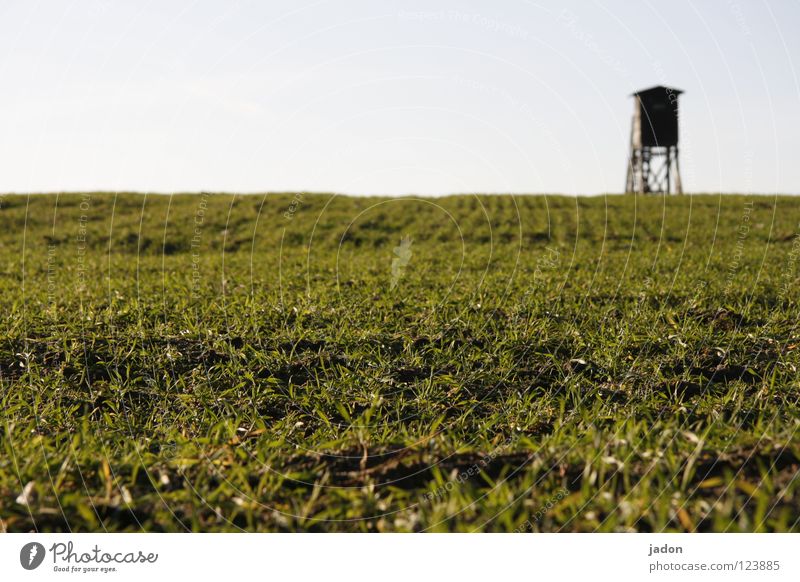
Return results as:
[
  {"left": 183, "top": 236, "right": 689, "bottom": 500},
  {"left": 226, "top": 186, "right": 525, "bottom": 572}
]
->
[{"left": 625, "top": 85, "right": 683, "bottom": 194}]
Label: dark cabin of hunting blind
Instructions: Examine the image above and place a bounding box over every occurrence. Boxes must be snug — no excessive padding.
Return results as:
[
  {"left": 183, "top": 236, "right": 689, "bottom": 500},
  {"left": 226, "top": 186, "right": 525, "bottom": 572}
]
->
[{"left": 632, "top": 85, "right": 682, "bottom": 148}]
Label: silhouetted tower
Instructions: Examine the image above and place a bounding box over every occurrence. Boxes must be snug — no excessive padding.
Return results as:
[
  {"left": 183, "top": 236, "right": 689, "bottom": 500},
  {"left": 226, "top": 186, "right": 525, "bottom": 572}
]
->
[{"left": 625, "top": 85, "right": 683, "bottom": 194}]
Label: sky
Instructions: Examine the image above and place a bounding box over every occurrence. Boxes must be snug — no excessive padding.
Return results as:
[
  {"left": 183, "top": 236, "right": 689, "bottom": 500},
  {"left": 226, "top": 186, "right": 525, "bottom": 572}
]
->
[{"left": 0, "top": 0, "right": 798, "bottom": 196}]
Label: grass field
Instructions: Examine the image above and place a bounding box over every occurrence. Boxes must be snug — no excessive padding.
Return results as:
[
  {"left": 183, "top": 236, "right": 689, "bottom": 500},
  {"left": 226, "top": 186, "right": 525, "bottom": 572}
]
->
[{"left": 1, "top": 192, "right": 799, "bottom": 532}]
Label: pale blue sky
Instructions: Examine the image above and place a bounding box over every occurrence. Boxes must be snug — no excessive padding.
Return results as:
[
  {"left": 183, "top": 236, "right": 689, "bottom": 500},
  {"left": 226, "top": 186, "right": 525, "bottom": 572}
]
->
[{"left": 1, "top": 0, "right": 798, "bottom": 195}]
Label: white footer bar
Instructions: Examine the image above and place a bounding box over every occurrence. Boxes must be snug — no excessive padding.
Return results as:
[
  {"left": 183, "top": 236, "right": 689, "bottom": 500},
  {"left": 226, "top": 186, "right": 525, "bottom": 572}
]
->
[{"left": 1, "top": 534, "right": 796, "bottom": 580}]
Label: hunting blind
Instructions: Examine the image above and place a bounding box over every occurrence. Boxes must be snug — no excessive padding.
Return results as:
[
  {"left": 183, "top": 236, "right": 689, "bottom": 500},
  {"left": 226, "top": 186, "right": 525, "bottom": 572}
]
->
[{"left": 625, "top": 85, "right": 683, "bottom": 194}]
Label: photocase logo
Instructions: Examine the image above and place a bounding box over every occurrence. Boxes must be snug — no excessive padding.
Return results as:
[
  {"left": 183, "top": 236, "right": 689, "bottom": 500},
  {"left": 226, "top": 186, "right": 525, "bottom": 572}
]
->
[
  {"left": 390, "top": 235, "right": 413, "bottom": 290},
  {"left": 20, "top": 542, "right": 46, "bottom": 570}
]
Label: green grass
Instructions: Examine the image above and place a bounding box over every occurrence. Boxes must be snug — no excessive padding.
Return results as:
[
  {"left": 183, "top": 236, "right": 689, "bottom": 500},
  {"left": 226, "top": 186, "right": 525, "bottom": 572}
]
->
[{"left": 1, "top": 192, "right": 799, "bottom": 532}]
